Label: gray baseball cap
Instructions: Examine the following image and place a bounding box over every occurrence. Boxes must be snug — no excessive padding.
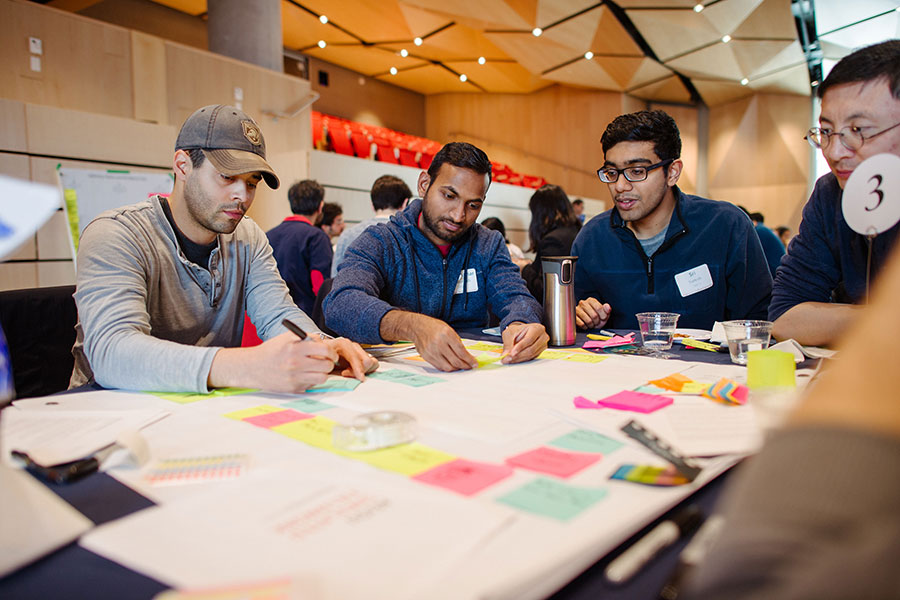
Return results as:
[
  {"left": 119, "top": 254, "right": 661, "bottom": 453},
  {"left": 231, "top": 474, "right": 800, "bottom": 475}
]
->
[{"left": 175, "top": 104, "right": 280, "bottom": 189}]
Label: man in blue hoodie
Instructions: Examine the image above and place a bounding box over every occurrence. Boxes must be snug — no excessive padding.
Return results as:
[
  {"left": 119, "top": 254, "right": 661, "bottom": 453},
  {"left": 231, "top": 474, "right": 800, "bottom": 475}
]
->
[
  {"left": 573, "top": 110, "right": 771, "bottom": 331},
  {"left": 770, "top": 40, "right": 900, "bottom": 346},
  {"left": 324, "top": 142, "right": 548, "bottom": 371}
]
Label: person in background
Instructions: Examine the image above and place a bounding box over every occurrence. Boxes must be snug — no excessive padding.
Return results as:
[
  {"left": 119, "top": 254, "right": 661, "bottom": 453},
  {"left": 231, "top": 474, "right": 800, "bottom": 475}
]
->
[
  {"left": 573, "top": 109, "right": 771, "bottom": 330},
  {"left": 332, "top": 175, "right": 411, "bottom": 277},
  {"left": 324, "top": 142, "right": 547, "bottom": 372},
  {"left": 684, "top": 241, "right": 900, "bottom": 599},
  {"left": 520, "top": 185, "right": 582, "bottom": 301},
  {"left": 71, "top": 105, "right": 374, "bottom": 394},
  {"left": 267, "top": 180, "right": 333, "bottom": 315},
  {"left": 319, "top": 202, "right": 345, "bottom": 244},
  {"left": 775, "top": 225, "right": 793, "bottom": 249},
  {"left": 572, "top": 198, "right": 586, "bottom": 224},
  {"left": 481, "top": 216, "right": 531, "bottom": 270},
  {"left": 741, "top": 208, "right": 786, "bottom": 278},
  {"left": 770, "top": 40, "right": 900, "bottom": 346}
]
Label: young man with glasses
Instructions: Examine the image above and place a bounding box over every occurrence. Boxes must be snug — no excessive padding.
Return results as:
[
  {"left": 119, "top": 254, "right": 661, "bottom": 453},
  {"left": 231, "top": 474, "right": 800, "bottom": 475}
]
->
[
  {"left": 770, "top": 40, "right": 900, "bottom": 346},
  {"left": 573, "top": 109, "right": 771, "bottom": 330}
]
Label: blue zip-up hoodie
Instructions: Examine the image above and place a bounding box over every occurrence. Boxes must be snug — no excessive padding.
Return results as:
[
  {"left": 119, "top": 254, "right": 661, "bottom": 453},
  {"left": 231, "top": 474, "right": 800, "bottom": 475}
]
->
[
  {"left": 770, "top": 173, "right": 900, "bottom": 321},
  {"left": 572, "top": 187, "right": 772, "bottom": 330},
  {"left": 323, "top": 198, "right": 542, "bottom": 343}
]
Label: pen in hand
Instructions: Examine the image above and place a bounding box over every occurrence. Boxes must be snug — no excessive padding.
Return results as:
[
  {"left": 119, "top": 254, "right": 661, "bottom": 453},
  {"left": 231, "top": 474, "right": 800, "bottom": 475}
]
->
[{"left": 282, "top": 318, "right": 308, "bottom": 340}]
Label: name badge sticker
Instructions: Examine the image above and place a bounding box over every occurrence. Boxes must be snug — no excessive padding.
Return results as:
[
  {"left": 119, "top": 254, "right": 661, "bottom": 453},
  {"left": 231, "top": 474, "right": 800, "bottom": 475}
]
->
[
  {"left": 453, "top": 268, "right": 479, "bottom": 295},
  {"left": 674, "top": 264, "right": 713, "bottom": 297}
]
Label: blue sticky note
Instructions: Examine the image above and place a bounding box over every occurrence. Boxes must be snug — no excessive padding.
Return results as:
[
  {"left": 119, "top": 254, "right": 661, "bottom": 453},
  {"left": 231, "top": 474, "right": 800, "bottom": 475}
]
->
[
  {"left": 283, "top": 398, "right": 335, "bottom": 413},
  {"left": 549, "top": 429, "right": 624, "bottom": 454},
  {"left": 497, "top": 477, "right": 608, "bottom": 521},
  {"left": 367, "top": 369, "right": 445, "bottom": 387},
  {"left": 305, "top": 377, "right": 362, "bottom": 393}
]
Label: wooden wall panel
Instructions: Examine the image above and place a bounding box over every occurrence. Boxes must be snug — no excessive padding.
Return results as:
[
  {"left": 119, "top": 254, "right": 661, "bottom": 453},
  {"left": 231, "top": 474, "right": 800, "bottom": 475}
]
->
[
  {"left": 132, "top": 31, "right": 168, "bottom": 124},
  {"left": 425, "top": 86, "right": 628, "bottom": 206},
  {"left": 649, "top": 103, "right": 699, "bottom": 196},
  {"left": 1, "top": 0, "right": 134, "bottom": 117},
  {"left": 708, "top": 93, "right": 811, "bottom": 229}
]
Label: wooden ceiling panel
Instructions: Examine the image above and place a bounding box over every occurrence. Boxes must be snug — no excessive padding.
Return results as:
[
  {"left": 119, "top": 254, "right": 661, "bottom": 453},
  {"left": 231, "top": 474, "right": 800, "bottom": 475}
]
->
[
  {"left": 543, "top": 58, "right": 621, "bottom": 90},
  {"left": 701, "top": 0, "right": 765, "bottom": 36},
  {"left": 732, "top": 0, "right": 797, "bottom": 39},
  {"left": 733, "top": 40, "right": 800, "bottom": 79},
  {"left": 282, "top": 3, "right": 357, "bottom": 48},
  {"left": 692, "top": 79, "right": 755, "bottom": 106},
  {"left": 597, "top": 56, "right": 671, "bottom": 89},
  {"left": 484, "top": 31, "right": 583, "bottom": 74},
  {"left": 401, "top": 0, "right": 532, "bottom": 29},
  {"left": 749, "top": 62, "right": 810, "bottom": 96},
  {"left": 376, "top": 63, "right": 479, "bottom": 93},
  {"left": 589, "top": 6, "right": 643, "bottom": 57},
  {"left": 396, "top": 2, "right": 455, "bottom": 37},
  {"left": 667, "top": 43, "right": 744, "bottom": 80},
  {"left": 617, "top": 0, "right": 695, "bottom": 7},
  {"left": 444, "top": 60, "right": 552, "bottom": 93},
  {"left": 147, "top": 0, "right": 206, "bottom": 15},
  {"left": 542, "top": 6, "right": 603, "bottom": 51},
  {"left": 627, "top": 9, "right": 721, "bottom": 61},
  {"left": 628, "top": 75, "right": 692, "bottom": 104},
  {"left": 537, "top": 0, "right": 599, "bottom": 26},
  {"left": 307, "top": 45, "right": 427, "bottom": 76},
  {"left": 302, "top": 0, "right": 412, "bottom": 42}
]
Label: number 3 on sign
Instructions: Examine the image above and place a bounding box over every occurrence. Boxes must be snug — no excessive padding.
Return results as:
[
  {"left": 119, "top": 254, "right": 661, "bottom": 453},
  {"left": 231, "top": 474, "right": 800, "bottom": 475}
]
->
[{"left": 843, "top": 154, "right": 900, "bottom": 235}]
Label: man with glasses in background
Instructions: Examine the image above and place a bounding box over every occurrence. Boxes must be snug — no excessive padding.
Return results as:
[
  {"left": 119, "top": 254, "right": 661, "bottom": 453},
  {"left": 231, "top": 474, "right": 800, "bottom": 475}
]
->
[
  {"left": 770, "top": 40, "right": 900, "bottom": 346},
  {"left": 573, "top": 109, "right": 771, "bottom": 330}
]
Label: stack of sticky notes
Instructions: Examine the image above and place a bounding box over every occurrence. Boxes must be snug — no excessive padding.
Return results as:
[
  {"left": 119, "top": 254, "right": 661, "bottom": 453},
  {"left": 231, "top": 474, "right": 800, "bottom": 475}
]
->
[
  {"left": 702, "top": 377, "right": 749, "bottom": 405},
  {"left": 583, "top": 332, "right": 636, "bottom": 350},
  {"left": 648, "top": 373, "right": 711, "bottom": 395},
  {"left": 610, "top": 464, "right": 691, "bottom": 487}
]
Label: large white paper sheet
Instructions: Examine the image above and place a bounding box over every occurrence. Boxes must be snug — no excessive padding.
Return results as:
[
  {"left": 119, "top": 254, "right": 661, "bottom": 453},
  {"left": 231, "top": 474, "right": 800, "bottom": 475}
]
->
[{"left": 81, "top": 473, "right": 513, "bottom": 599}]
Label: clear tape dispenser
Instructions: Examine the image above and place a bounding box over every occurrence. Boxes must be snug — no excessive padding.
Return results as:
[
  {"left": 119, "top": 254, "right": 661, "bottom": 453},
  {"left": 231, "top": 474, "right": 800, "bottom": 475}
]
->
[{"left": 332, "top": 411, "right": 417, "bottom": 452}]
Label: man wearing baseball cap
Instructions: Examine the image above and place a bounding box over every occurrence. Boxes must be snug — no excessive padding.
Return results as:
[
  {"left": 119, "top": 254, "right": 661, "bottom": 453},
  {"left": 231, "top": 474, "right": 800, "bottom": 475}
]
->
[{"left": 70, "top": 105, "right": 376, "bottom": 394}]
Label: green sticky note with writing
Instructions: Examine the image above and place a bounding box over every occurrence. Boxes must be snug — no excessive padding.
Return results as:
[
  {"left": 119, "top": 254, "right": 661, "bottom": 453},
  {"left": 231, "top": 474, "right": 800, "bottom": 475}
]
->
[
  {"left": 305, "top": 377, "right": 361, "bottom": 393},
  {"left": 283, "top": 398, "right": 335, "bottom": 413},
  {"left": 549, "top": 429, "right": 624, "bottom": 454},
  {"left": 149, "top": 387, "right": 256, "bottom": 404},
  {"left": 497, "top": 477, "right": 608, "bottom": 521}
]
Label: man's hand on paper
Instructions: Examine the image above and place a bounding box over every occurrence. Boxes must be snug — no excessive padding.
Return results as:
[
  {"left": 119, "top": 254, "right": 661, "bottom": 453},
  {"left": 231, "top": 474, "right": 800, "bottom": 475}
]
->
[
  {"left": 576, "top": 297, "right": 612, "bottom": 330},
  {"left": 323, "top": 337, "right": 378, "bottom": 380},
  {"left": 501, "top": 322, "right": 549, "bottom": 364}
]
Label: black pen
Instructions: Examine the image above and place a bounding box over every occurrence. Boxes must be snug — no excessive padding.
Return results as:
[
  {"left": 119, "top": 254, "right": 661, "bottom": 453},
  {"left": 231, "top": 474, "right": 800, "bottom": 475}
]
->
[
  {"left": 282, "top": 318, "right": 308, "bottom": 340},
  {"left": 605, "top": 505, "right": 704, "bottom": 585},
  {"left": 11, "top": 449, "right": 100, "bottom": 484}
]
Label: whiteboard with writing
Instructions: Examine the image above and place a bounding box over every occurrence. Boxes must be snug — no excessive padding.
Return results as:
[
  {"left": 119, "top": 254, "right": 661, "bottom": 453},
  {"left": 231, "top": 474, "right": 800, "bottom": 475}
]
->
[{"left": 57, "top": 167, "right": 174, "bottom": 256}]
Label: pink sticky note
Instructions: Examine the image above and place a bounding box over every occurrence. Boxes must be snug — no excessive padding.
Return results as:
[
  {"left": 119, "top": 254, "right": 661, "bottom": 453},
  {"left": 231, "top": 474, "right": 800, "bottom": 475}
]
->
[
  {"left": 583, "top": 333, "right": 636, "bottom": 349},
  {"left": 413, "top": 459, "right": 514, "bottom": 496},
  {"left": 243, "top": 409, "right": 314, "bottom": 428},
  {"left": 596, "top": 390, "right": 673, "bottom": 413},
  {"left": 506, "top": 447, "right": 601, "bottom": 478},
  {"left": 574, "top": 396, "right": 603, "bottom": 409},
  {"left": 731, "top": 384, "right": 749, "bottom": 404}
]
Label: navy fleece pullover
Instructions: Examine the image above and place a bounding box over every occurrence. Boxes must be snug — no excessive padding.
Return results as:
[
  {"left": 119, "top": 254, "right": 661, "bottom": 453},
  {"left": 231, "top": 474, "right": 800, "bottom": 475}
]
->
[{"left": 323, "top": 199, "right": 542, "bottom": 343}]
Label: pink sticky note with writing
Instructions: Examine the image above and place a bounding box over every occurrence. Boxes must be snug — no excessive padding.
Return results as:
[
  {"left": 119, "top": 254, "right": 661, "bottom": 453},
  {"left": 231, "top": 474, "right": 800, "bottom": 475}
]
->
[
  {"left": 506, "top": 447, "right": 601, "bottom": 478},
  {"left": 243, "top": 409, "right": 314, "bottom": 428},
  {"left": 583, "top": 333, "right": 635, "bottom": 349},
  {"left": 596, "top": 390, "right": 673, "bottom": 413},
  {"left": 574, "top": 396, "right": 603, "bottom": 409},
  {"left": 413, "top": 459, "right": 514, "bottom": 496}
]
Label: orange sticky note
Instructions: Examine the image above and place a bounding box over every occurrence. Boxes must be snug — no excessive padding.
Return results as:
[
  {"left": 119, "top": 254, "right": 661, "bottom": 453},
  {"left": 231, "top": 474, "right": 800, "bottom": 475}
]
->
[{"left": 648, "top": 373, "right": 692, "bottom": 392}]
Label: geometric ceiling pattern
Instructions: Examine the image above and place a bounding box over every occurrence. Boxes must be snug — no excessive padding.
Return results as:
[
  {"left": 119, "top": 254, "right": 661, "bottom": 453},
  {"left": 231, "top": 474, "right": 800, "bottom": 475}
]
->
[{"left": 148, "top": 0, "right": 810, "bottom": 106}]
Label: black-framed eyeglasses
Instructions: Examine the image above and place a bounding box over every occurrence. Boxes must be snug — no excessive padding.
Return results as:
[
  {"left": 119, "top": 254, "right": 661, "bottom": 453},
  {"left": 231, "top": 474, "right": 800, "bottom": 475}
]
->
[
  {"left": 597, "top": 159, "right": 674, "bottom": 184},
  {"left": 805, "top": 121, "right": 900, "bottom": 152}
]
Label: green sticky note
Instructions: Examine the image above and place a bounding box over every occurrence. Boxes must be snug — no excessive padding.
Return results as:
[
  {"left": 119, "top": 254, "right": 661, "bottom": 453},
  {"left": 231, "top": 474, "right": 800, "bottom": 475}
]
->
[
  {"left": 564, "top": 353, "right": 609, "bottom": 364},
  {"left": 632, "top": 384, "right": 669, "bottom": 395},
  {"left": 367, "top": 369, "right": 445, "bottom": 387},
  {"left": 283, "top": 398, "right": 335, "bottom": 413},
  {"left": 497, "top": 477, "right": 608, "bottom": 521},
  {"left": 63, "top": 189, "right": 80, "bottom": 250},
  {"left": 305, "top": 377, "right": 362, "bottom": 393},
  {"left": 549, "top": 429, "right": 624, "bottom": 454},
  {"left": 538, "top": 350, "right": 569, "bottom": 360},
  {"left": 476, "top": 354, "right": 503, "bottom": 370},
  {"left": 149, "top": 387, "right": 256, "bottom": 404}
]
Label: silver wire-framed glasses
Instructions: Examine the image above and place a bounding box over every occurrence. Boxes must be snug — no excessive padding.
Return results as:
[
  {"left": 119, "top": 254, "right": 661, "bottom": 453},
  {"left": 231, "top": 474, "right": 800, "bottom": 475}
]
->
[{"left": 805, "top": 121, "right": 900, "bottom": 151}]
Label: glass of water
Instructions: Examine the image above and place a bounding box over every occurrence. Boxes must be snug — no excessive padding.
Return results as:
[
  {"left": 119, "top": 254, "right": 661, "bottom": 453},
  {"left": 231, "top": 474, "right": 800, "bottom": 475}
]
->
[
  {"left": 721, "top": 320, "right": 773, "bottom": 365},
  {"left": 635, "top": 312, "right": 680, "bottom": 355}
]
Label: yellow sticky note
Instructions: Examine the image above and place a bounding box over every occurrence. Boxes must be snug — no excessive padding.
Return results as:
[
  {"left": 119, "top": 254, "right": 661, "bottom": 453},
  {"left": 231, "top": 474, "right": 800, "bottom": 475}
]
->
[
  {"left": 538, "top": 350, "right": 570, "bottom": 360},
  {"left": 404, "top": 355, "right": 426, "bottom": 362},
  {"left": 564, "top": 353, "right": 609, "bottom": 364},
  {"left": 680, "top": 381, "right": 711, "bottom": 394},
  {"left": 223, "top": 405, "right": 284, "bottom": 420},
  {"left": 586, "top": 334, "right": 612, "bottom": 341},
  {"left": 63, "top": 188, "right": 81, "bottom": 250},
  {"left": 354, "top": 443, "right": 456, "bottom": 476},
  {"left": 476, "top": 354, "right": 503, "bottom": 369},
  {"left": 153, "top": 387, "right": 257, "bottom": 405},
  {"left": 467, "top": 342, "right": 504, "bottom": 353},
  {"left": 681, "top": 338, "right": 720, "bottom": 352},
  {"left": 272, "top": 416, "right": 337, "bottom": 450}
]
